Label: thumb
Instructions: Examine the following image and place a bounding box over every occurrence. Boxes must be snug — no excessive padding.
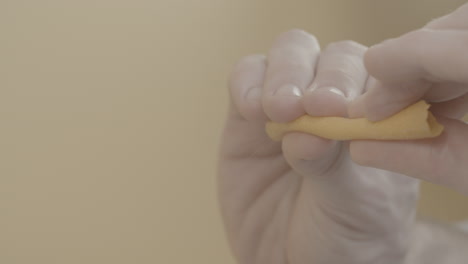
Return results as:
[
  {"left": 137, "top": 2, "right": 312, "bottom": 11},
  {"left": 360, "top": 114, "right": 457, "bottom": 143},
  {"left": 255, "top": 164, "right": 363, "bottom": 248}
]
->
[{"left": 350, "top": 117, "right": 468, "bottom": 194}]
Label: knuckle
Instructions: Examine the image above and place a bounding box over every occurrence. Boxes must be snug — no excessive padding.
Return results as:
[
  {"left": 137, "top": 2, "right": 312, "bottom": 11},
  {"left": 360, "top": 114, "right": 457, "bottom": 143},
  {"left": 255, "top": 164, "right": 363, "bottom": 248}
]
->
[
  {"left": 235, "top": 54, "right": 266, "bottom": 69},
  {"left": 317, "top": 68, "right": 359, "bottom": 88},
  {"left": 229, "top": 54, "right": 266, "bottom": 85},
  {"left": 325, "top": 40, "right": 367, "bottom": 54},
  {"left": 327, "top": 40, "right": 367, "bottom": 51},
  {"left": 266, "top": 67, "right": 310, "bottom": 90},
  {"left": 275, "top": 28, "right": 319, "bottom": 46},
  {"left": 276, "top": 59, "right": 310, "bottom": 74},
  {"left": 267, "top": 59, "right": 313, "bottom": 85},
  {"left": 283, "top": 28, "right": 313, "bottom": 39}
]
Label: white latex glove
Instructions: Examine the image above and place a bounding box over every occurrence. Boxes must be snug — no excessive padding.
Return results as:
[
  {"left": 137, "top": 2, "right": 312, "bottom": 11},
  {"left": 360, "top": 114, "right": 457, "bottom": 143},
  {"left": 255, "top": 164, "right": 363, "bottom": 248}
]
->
[
  {"left": 218, "top": 29, "right": 419, "bottom": 264},
  {"left": 349, "top": 3, "right": 468, "bottom": 195}
]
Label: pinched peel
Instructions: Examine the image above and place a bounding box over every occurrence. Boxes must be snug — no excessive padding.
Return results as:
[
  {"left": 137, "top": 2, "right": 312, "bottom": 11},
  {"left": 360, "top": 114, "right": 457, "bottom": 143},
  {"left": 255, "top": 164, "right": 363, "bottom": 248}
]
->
[{"left": 266, "top": 100, "right": 444, "bottom": 141}]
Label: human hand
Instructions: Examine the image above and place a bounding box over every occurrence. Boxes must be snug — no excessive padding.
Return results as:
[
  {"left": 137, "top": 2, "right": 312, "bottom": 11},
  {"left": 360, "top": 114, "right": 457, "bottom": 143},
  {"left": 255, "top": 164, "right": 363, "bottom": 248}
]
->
[
  {"left": 349, "top": 3, "right": 468, "bottom": 194},
  {"left": 218, "top": 30, "right": 418, "bottom": 264}
]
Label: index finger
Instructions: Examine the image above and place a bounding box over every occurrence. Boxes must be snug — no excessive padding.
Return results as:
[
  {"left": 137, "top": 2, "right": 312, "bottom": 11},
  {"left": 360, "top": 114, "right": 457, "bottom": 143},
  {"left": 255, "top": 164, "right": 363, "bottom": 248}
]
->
[
  {"left": 365, "top": 29, "right": 468, "bottom": 84},
  {"left": 355, "top": 29, "right": 468, "bottom": 121}
]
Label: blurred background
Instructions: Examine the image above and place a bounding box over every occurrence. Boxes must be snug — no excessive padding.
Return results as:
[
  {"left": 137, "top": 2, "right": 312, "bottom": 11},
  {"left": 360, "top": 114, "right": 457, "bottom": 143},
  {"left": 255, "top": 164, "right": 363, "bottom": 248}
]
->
[{"left": 2, "top": 0, "right": 468, "bottom": 263}]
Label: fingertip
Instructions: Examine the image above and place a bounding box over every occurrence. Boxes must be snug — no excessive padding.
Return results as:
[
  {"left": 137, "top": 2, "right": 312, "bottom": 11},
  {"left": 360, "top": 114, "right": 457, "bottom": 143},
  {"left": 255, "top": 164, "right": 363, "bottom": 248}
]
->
[
  {"left": 262, "top": 84, "right": 305, "bottom": 122},
  {"left": 237, "top": 86, "right": 269, "bottom": 122},
  {"left": 282, "top": 132, "right": 336, "bottom": 167},
  {"left": 282, "top": 132, "right": 341, "bottom": 176},
  {"left": 303, "top": 87, "right": 348, "bottom": 117}
]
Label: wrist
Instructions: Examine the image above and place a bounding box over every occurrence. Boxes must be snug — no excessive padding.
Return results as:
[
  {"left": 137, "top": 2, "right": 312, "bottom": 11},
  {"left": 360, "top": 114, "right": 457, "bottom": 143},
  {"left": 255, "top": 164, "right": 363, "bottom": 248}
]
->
[{"left": 303, "top": 211, "right": 414, "bottom": 264}]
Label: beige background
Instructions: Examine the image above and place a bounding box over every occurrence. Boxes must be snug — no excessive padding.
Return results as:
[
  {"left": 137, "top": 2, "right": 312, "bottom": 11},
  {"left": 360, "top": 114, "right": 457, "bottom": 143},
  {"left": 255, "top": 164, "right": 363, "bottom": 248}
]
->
[{"left": 2, "top": 0, "right": 468, "bottom": 263}]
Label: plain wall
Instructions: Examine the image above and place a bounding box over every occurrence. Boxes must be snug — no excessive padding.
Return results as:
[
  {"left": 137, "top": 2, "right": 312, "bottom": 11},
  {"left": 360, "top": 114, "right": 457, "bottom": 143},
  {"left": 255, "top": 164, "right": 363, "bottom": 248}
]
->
[{"left": 2, "top": 0, "right": 467, "bottom": 263}]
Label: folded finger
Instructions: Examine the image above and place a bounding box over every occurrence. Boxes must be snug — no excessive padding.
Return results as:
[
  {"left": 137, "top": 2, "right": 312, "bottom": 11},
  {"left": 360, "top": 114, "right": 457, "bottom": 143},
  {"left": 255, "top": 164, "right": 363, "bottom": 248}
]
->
[
  {"left": 305, "top": 40, "right": 367, "bottom": 117},
  {"left": 228, "top": 54, "right": 268, "bottom": 121},
  {"left": 263, "top": 29, "right": 320, "bottom": 122},
  {"left": 365, "top": 29, "right": 468, "bottom": 84}
]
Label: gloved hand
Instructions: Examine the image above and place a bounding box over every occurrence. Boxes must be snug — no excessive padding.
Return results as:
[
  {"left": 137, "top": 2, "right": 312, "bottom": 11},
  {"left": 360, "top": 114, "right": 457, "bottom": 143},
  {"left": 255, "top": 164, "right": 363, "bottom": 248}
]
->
[
  {"left": 349, "top": 3, "right": 468, "bottom": 195},
  {"left": 218, "top": 29, "right": 419, "bottom": 264}
]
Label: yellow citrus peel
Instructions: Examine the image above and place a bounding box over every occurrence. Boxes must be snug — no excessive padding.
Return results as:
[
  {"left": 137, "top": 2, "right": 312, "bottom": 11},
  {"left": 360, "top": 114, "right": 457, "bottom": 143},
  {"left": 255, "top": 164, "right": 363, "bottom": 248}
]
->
[{"left": 266, "top": 100, "right": 444, "bottom": 141}]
